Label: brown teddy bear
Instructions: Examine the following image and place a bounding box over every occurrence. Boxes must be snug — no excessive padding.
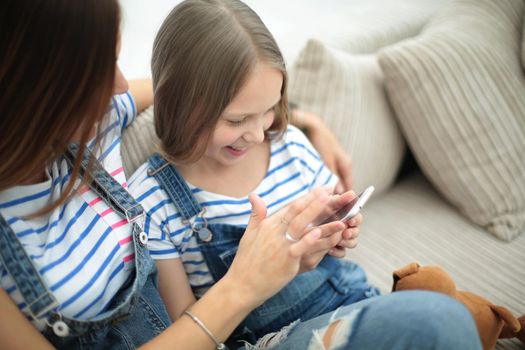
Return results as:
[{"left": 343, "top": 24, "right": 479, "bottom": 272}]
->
[{"left": 392, "top": 263, "right": 525, "bottom": 350}]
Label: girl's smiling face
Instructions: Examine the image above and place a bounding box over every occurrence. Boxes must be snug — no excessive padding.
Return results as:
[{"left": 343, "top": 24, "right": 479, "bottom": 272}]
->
[{"left": 201, "top": 62, "right": 283, "bottom": 168}]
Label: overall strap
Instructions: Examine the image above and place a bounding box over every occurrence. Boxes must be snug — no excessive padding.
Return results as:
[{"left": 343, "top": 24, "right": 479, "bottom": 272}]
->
[
  {"left": 147, "top": 153, "right": 202, "bottom": 221},
  {"left": 0, "top": 144, "right": 145, "bottom": 327},
  {"left": 65, "top": 143, "right": 144, "bottom": 223},
  {"left": 0, "top": 215, "right": 59, "bottom": 321}
]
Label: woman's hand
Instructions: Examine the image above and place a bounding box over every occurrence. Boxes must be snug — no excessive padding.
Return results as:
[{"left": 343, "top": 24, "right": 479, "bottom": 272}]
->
[
  {"left": 292, "top": 109, "right": 353, "bottom": 193},
  {"left": 224, "top": 187, "right": 333, "bottom": 308}
]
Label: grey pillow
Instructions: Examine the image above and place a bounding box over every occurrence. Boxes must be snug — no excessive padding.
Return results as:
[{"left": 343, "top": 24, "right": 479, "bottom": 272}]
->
[
  {"left": 378, "top": 0, "right": 525, "bottom": 241},
  {"left": 121, "top": 106, "right": 158, "bottom": 178},
  {"left": 289, "top": 39, "right": 405, "bottom": 195},
  {"left": 522, "top": 17, "right": 525, "bottom": 70}
]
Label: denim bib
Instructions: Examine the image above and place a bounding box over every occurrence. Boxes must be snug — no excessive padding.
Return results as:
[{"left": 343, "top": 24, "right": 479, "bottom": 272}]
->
[
  {"left": 148, "top": 154, "right": 378, "bottom": 348},
  {"left": 0, "top": 144, "right": 170, "bottom": 349}
]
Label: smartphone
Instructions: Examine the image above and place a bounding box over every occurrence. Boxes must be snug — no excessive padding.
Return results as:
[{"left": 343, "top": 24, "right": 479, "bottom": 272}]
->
[{"left": 321, "top": 186, "right": 375, "bottom": 224}]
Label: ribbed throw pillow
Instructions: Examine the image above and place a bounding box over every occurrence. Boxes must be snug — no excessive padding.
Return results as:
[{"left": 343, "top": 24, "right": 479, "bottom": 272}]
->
[
  {"left": 378, "top": 0, "right": 525, "bottom": 241},
  {"left": 121, "top": 105, "right": 159, "bottom": 178},
  {"left": 289, "top": 39, "right": 405, "bottom": 195},
  {"left": 522, "top": 18, "right": 525, "bottom": 70}
]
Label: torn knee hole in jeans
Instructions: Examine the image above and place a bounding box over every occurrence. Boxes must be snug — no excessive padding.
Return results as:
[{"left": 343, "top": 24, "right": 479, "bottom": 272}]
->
[{"left": 308, "top": 309, "right": 361, "bottom": 350}]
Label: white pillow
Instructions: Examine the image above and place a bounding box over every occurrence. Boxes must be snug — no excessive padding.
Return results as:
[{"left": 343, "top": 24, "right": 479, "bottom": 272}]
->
[
  {"left": 378, "top": 0, "right": 525, "bottom": 241},
  {"left": 121, "top": 106, "right": 159, "bottom": 178},
  {"left": 289, "top": 39, "right": 405, "bottom": 195}
]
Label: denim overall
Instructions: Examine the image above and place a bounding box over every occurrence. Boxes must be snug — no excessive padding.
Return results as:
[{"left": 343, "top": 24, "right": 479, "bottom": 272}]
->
[
  {"left": 148, "top": 154, "right": 379, "bottom": 348},
  {"left": 0, "top": 144, "right": 170, "bottom": 349}
]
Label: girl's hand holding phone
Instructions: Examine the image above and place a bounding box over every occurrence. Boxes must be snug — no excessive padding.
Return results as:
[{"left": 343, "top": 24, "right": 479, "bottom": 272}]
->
[{"left": 318, "top": 186, "right": 375, "bottom": 257}]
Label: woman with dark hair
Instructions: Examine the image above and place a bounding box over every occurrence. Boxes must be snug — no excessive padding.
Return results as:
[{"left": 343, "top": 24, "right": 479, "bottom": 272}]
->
[
  {"left": 0, "top": 0, "right": 365, "bottom": 348},
  {"left": 0, "top": 0, "right": 482, "bottom": 349}
]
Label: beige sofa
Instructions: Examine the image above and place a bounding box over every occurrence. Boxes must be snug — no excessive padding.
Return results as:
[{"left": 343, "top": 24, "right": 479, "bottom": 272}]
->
[{"left": 121, "top": 0, "right": 525, "bottom": 348}]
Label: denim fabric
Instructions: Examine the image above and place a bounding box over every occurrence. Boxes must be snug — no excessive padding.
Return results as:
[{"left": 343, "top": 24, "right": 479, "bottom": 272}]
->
[
  {"left": 0, "top": 144, "right": 170, "bottom": 349},
  {"left": 249, "top": 291, "right": 482, "bottom": 350},
  {"left": 148, "top": 154, "right": 380, "bottom": 348}
]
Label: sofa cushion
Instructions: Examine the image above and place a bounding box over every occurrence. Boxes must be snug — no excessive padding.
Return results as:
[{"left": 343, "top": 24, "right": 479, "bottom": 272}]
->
[
  {"left": 522, "top": 18, "right": 525, "bottom": 70},
  {"left": 378, "top": 0, "right": 525, "bottom": 241},
  {"left": 289, "top": 39, "right": 405, "bottom": 195},
  {"left": 121, "top": 106, "right": 159, "bottom": 178}
]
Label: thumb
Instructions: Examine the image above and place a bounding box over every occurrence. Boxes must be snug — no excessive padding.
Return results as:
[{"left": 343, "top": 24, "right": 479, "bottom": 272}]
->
[{"left": 247, "top": 193, "right": 267, "bottom": 230}]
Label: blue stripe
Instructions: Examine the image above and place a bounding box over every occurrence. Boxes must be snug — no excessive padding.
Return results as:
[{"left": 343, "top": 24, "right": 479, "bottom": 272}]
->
[
  {"left": 185, "top": 246, "right": 202, "bottom": 253},
  {"left": 149, "top": 248, "right": 179, "bottom": 255},
  {"left": 144, "top": 199, "right": 173, "bottom": 233},
  {"left": 271, "top": 141, "right": 320, "bottom": 161},
  {"left": 30, "top": 203, "right": 90, "bottom": 259},
  {"left": 123, "top": 91, "right": 136, "bottom": 129},
  {"left": 75, "top": 261, "right": 124, "bottom": 318},
  {"left": 112, "top": 97, "right": 122, "bottom": 128},
  {"left": 198, "top": 172, "right": 301, "bottom": 209},
  {"left": 49, "top": 226, "right": 112, "bottom": 291},
  {"left": 88, "top": 120, "right": 119, "bottom": 149},
  {"left": 257, "top": 172, "right": 301, "bottom": 198},
  {"left": 310, "top": 164, "right": 325, "bottom": 189},
  {"left": 168, "top": 226, "right": 188, "bottom": 238},
  {"left": 6, "top": 285, "right": 16, "bottom": 294},
  {"left": 60, "top": 243, "right": 120, "bottom": 309},
  {"left": 187, "top": 270, "right": 210, "bottom": 276},
  {"left": 267, "top": 184, "right": 308, "bottom": 210},
  {"left": 265, "top": 158, "right": 295, "bottom": 179},
  {"left": 7, "top": 217, "right": 18, "bottom": 225},
  {"left": 159, "top": 214, "right": 185, "bottom": 239},
  {"left": 39, "top": 215, "right": 101, "bottom": 275},
  {"left": 183, "top": 260, "right": 206, "bottom": 265},
  {"left": 0, "top": 188, "right": 51, "bottom": 208},
  {"left": 20, "top": 201, "right": 72, "bottom": 240},
  {"left": 323, "top": 172, "right": 334, "bottom": 186},
  {"left": 98, "top": 137, "right": 120, "bottom": 162},
  {"left": 136, "top": 185, "right": 162, "bottom": 202}
]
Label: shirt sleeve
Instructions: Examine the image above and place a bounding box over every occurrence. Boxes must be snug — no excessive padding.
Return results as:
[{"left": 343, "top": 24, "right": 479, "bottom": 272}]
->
[
  {"left": 111, "top": 91, "right": 137, "bottom": 132},
  {"left": 129, "top": 165, "right": 180, "bottom": 260}
]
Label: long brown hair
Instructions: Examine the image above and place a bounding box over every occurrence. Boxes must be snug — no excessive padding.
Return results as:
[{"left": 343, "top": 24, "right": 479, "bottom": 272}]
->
[
  {"left": 0, "top": 0, "right": 120, "bottom": 212},
  {"left": 151, "top": 0, "right": 289, "bottom": 164}
]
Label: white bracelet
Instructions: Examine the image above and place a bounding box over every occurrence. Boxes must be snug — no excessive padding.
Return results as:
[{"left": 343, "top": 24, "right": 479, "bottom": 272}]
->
[{"left": 183, "top": 310, "right": 227, "bottom": 350}]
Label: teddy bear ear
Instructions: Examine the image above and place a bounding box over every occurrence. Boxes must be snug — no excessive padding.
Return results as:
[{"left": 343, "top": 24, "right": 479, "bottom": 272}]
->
[
  {"left": 392, "top": 262, "right": 420, "bottom": 291},
  {"left": 491, "top": 305, "right": 521, "bottom": 333}
]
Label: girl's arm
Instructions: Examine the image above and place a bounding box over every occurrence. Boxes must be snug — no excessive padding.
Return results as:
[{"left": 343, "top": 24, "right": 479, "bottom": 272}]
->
[
  {"left": 128, "top": 79, "right": 153, "bottom": 114},
  {"left": 0, "top": 289, "right": 55, "bottom": 349},
  {"left": 156, "top": 258, "right": 197, "bottom": 321}
]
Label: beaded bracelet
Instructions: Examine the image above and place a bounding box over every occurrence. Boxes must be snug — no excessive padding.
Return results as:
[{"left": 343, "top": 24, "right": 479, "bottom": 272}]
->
[{"left": 183, "top": 310, "right": 227, "bottom": 350}]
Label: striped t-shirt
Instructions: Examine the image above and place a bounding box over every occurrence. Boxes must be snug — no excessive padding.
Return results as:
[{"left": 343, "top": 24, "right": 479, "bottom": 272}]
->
[
  {"left": 129, "top": 125, "right": 337, "bottom": 295},
  {"left": 0, "top": 92, "right": 137, "bottom": 329}
]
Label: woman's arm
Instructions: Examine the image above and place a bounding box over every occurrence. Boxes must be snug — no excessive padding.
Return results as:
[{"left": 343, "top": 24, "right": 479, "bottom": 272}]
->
[
  {"left": 128, "top": 79, "right": 153, "bottom": 114},
  {"left": 156, "top": 258, "right": 197, "bottom": 321},
  {"left": 290, "top": 109, "right": 353, "bottom": 193},
  {"left": 0, "top": 289, "right": 55, "bottom": 349},
  {"left": 142, "top": 187, "right": 338, "bottom": 349}
]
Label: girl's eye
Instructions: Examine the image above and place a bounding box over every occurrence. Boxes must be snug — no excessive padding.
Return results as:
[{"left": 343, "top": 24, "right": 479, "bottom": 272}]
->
[{"left": 228, "top": 119, "right": 246, "bottom": 126}]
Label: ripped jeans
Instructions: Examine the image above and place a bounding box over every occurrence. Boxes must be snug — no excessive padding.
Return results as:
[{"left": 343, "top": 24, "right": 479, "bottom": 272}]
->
[{"left": 242, "top": 291, "right": 482, "bottom": 350}]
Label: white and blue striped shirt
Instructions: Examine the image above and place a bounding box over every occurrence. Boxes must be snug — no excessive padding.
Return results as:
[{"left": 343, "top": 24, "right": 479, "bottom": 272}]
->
[
  {"left": 0, "top": 92, "right": 137, "bottom": 329},
  {"left": 129, "top": 126, "right": 337, "bottom": 294}
]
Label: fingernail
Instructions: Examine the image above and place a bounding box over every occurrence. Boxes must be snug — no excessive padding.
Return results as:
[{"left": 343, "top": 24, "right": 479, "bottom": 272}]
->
[{"left": 305, "top": 223, "right": 313, "bottom": 231}]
